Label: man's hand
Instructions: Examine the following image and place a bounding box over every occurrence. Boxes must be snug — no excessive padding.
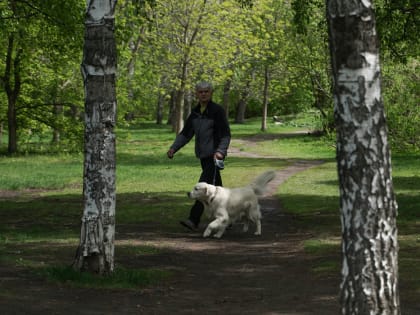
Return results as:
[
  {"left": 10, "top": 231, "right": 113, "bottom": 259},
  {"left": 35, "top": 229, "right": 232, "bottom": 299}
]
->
[
  {"left": 214, "top": 152, "right": 224, "bottom": 160},
  {"left": 167, "top": 148, "right": 175, "bottom": 159}
]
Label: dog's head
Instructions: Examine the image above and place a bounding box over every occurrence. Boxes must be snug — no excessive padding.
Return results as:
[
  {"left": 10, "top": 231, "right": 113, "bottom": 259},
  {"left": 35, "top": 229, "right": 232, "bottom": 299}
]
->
[{"left": 187, "top": 182, "right": 211, "bottom": 201}]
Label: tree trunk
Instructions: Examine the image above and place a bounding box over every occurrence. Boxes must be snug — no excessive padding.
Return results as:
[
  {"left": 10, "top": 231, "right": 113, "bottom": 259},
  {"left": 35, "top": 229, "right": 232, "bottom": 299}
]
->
[
  {"left": 235, "top": 80, "right": 250, "bottom": 124},
  {"left": 4, "top": 34, "right": 21, "bottom": 154},
  {"left": 7, "top": 96, "right": 18, "bottom": 154},
  {"left": 222, "top": 79, "right": 231, "bottom": 120},
  {"left": 326, "top": 1, "right": 400, "bottom": 314},
  {"left": 156, "top": 77, "right": 168, "bottom": 125},
  {"left": 235, "top": 99, "right": 246, "bottom": 124},
  {"left": 174, "top": 60, "right": 188, "bottom": 134},
  {"left": 166, "top": 90, "right": 176, "bottom": 129},
  {"left": 0, "top": 121, "right": 3, "bottom": 145},
  {"left": 184, "top": 88, "right": 192, "bottom": 121},
  {"left": 52, "top": 104, "right": 63, "bottom": 144},
  {"left": 174, "top": 88, "right": 185, "bottom": 133},
  {"left": 310, "top": 71, "right": 328, "bottom": 119},
  {"left": 156, "top": 92, "right": 164, "bottom": 125},
  {"left": 261, "top": 65, "right": 270, "bottom": 132},
  {"left": 171, "top": 2, "right": 206, "bottom": 134},
  {"left": 73, "top": 0, "right": 118, "bottom": 275}
]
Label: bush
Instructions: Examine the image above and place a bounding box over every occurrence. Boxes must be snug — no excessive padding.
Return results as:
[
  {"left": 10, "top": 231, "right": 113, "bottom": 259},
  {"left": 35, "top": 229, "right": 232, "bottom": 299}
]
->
[{"left": 383, "top": 59, "right": 419, "bottom": 152}]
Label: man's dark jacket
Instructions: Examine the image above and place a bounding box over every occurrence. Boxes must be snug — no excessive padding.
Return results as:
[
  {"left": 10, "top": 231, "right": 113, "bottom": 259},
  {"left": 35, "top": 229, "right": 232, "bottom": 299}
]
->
[{"left": 170, "top": 101, "right": 231, "bottom": 159}]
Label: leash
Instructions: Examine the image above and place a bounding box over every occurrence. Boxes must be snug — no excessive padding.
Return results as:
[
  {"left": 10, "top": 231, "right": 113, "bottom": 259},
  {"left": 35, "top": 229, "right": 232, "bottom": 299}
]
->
[
  {"left": 213, "top": 158, "right": 225, "bottom": 185},
  {"left": 213, "top": 163, "right": 217, "bottom": 185}
]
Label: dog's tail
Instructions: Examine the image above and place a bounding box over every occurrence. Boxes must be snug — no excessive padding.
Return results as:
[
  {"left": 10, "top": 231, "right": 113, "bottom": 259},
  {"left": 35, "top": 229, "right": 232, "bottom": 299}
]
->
[{"left": 250, "top": 170, "right": 276, "bottom": 196}]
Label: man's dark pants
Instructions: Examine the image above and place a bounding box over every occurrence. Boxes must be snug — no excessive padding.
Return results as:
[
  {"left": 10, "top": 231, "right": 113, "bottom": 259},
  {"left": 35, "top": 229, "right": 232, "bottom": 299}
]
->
[{"left": 189, "top": 157, "right": 222, "bottom": 226}]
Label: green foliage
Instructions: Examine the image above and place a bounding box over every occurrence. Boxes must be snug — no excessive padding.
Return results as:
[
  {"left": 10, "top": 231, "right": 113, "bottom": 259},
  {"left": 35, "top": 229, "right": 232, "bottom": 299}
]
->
[
  {"left": 289, "top": 0, "right": 333, "bottom": 127},
  {"left": 383, "top": 58, "right": 419, "bottom": 151},
  {"left": 236, "top": 0, "right": 254, "bottom": 8},
  {"left": 291, "top": 0, "right": 313, "bottom": 35},
  {"left": 0, "top": 0, "right": 416, "bottom": 155},
  {"left": 271, "top": 84, "right": 314, "bottom": 115},
  {"left": 376, "top": 0, "right": 420, "bottom": 61},
  {"left": 0, "top": 0, "right": 84, "bottom": 153}
]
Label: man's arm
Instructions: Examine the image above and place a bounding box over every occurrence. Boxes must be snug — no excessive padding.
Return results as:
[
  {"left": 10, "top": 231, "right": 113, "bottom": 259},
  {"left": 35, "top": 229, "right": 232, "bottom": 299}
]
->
[{"left": 167, "top": 112, "right": 195, "bottom": 158}]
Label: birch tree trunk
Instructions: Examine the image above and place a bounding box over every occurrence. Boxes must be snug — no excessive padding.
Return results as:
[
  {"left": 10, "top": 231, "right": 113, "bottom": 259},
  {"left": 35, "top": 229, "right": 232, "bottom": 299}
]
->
[
  {"left": 261, "top": 65, "right": 270, "bottom": 132},
  {"left": 326, "top": 1, "right": 400, "bottom": 314},
  {"left": 222, "top": 79, "right": 231, "bottom": 120},
  {"left": 235, "top": 79, "right": 251, "bottom": 124},
  {"left": 73, "top": 0, "right": 117, "bottom": 275},
  {"left": 5, "top": 34, "right": 20, "bottom": 154}
]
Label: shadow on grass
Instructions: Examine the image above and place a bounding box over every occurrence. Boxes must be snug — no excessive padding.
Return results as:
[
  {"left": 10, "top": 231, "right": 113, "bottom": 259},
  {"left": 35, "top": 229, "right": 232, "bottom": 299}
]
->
[
  {"left": 279, "top": 189, "right": 418, "bottom": 236},
  {"left": 0, "top": 190, "right": 197, "bottom": 241},
  {"left": 394, "top": 175, "right": 420, "bottom": 191}
]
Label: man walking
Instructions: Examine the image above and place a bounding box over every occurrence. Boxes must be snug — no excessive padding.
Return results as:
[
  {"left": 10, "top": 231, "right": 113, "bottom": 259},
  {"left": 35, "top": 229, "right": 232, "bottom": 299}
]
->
[{"left": 167, "top": 81, "right": 231, "bottom": 231}]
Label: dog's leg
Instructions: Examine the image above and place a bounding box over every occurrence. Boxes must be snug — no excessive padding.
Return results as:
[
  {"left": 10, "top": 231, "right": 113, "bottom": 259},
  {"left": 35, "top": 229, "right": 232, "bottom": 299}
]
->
[
  {"left": 213, "top": 224, "right": 227, "bottom": 238},
  {"left": 254, "top": 219, "right": 261, "bottom": 236},
  {"left": 242, "top": 220, "right": 249, "bottom": 233},
  {"left": 203, "top": 224, "right": 213, "bottom": 238},
  {"left": 204, "top": 213, "right": 229, "bottom": 238},
  {"left": 251, "top": 204, "right": 262, "bottom": 236},
  {"left": 241, "top": 202, "right": 253, "bottom": 233},
  {"left": 203, "top": 218, "right": 223, "bottom": 238},
  {"left": 214, "top": 218, "right": 231, "bottom": 238}
]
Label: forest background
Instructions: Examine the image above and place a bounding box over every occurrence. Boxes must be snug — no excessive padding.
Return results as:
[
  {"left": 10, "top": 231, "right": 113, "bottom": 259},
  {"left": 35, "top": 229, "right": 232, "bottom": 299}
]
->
[{"left": 0, "top": 0, "right": 418, "bottom": 155}]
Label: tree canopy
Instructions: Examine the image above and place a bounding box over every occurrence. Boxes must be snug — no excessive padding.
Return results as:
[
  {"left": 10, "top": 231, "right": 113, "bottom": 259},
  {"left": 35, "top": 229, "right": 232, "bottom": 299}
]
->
[{"left": 0, "top": 0, "right": 418, "bottom": 153}]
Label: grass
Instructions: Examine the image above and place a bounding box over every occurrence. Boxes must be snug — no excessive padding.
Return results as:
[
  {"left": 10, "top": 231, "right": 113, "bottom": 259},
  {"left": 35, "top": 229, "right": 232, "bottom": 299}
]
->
[
  {"left": 40, "top": 266, "right": 171, "bottom": 289},
  {"left": 0, "top": 112, "right": 418, "bottom": 296},
  {"left": 0, "top": 154, "right": 83, "bottom": 190}
]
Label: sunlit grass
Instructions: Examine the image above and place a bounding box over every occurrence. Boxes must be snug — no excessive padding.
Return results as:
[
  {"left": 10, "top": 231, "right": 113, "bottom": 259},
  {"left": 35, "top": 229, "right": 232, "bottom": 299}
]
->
[
  {"left": 250, "top": 135, "right": 336, "bottom": 160},
  {"left": 0, "top": 154, "right": 83, "bottom": 190}
]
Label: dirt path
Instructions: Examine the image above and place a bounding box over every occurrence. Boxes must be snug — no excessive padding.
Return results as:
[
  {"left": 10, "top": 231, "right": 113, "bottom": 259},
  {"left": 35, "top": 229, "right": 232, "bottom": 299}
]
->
[{"left": 0, "top": 140, "right": 342, "bottom": 315}]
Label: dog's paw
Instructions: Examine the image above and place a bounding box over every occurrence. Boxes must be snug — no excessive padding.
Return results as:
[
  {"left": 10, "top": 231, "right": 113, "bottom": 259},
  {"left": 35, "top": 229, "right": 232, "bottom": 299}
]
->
[
  {"left": 213, "top": 232, "right": 223, "bottom": 239},
  {"left": 203, "top": 229, "right": 211, "bottom": 238},
  {"left": 254, "top": 231, "right": 261, "bottom": 236}
]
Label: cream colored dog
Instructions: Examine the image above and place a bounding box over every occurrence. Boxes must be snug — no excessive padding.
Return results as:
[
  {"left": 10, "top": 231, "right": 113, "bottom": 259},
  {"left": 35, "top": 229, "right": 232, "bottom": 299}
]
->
[{"left": 187, "top": 170, "right": 276, "bottom": 238}]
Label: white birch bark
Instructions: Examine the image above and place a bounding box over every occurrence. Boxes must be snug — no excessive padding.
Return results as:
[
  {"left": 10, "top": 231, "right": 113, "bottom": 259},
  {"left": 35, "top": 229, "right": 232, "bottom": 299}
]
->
[
  {"left": 74, "top": 0, "right": 117, "bottom": 275},
  {"left": 326, "top": 1, "right": 400, "bottom": 314}
]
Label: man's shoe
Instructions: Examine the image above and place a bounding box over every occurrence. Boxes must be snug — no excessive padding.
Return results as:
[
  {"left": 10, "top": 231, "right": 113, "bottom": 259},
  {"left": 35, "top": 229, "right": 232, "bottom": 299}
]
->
[{"left": 180, "top": 219, "right": 198, "bottom": 231}]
